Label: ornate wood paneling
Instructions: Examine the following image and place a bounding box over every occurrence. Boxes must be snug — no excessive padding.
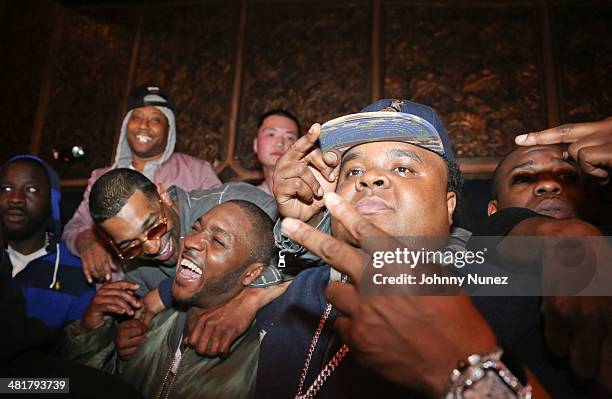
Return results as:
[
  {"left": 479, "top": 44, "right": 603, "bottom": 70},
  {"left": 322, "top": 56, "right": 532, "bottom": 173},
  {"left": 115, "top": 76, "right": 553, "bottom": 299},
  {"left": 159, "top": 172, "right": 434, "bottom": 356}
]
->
[
  {"left": 3, "top": 1, "right": 612, "bottom": 183},
  {"left": 236, "top": 3, "right": 371, "bottom": 171},
  {"left": 133, "top": 3, "right": 238, "bottom": 166},
  {"left": 555, "top": 4, "right": 612, "bottom": 123},
  {"left": 38, "top": 7, "right": 136, "bottom": 179},
  {"left": 0, "top": 0, "right": 57, "bottom": 163},
  {"left": 384, "top": 3, "right": 546, "bottom": 157}
]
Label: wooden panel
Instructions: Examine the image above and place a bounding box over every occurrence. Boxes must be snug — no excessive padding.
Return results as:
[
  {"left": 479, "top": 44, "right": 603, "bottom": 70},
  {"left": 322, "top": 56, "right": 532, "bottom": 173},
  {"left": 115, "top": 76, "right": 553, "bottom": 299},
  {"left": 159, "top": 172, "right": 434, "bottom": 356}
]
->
[
  {"left": 236, "top": 3, "right": 371, "bottom": 171},
  {"left": 38, "top": 7, "right": 136, "bottom": 179},
  {"left": 133, "top": 3, "right": 238, "bottom": 165},
  {"left": 384, "top": 3, "right": 545, "bottom": 157},
  {"left": 555, "top": 4, "right": 612, "bottom": 123},
  {"left": 0, "top": 0, "right": 58, "bottom": 163}
]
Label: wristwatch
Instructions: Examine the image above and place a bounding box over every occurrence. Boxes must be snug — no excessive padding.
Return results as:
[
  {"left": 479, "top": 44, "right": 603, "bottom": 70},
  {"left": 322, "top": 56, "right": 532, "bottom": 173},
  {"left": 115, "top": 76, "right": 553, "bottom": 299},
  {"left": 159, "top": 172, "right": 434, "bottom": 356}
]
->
[{"left": 445, "top": 347, "right": 532, "bottom": 399}]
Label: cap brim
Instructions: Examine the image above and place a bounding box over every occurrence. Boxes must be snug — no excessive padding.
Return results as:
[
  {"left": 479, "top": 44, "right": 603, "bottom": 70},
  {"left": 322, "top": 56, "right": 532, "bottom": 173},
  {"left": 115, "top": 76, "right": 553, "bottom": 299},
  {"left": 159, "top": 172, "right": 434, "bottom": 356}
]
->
[{"left": 319, "top": 111, "right": 444, "bottom": 156}]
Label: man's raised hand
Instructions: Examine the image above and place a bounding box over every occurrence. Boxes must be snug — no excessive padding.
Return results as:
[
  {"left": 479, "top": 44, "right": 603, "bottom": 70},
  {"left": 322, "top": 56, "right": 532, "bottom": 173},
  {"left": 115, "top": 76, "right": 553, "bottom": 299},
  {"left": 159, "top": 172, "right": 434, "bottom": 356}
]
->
[
  {"left": 516, "top": 118, "right": 612, "bottom": 183},
  {"left": 273, "top": 123, "right": 340, "bottom": 222}
]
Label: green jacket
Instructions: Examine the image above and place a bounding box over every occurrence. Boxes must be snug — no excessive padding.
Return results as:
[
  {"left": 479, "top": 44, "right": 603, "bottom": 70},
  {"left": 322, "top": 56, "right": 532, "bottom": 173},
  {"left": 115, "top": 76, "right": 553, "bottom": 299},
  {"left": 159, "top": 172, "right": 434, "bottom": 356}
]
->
[{"left": 62, "top": 309, "right": 259, "bottom": 399}]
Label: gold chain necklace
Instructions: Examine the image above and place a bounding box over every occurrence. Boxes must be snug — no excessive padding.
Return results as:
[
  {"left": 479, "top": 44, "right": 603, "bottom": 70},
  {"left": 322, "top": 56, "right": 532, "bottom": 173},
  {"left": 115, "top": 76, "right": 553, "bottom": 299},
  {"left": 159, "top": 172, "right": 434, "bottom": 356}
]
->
[{"left": 294, "top": 302, "right": 350, "bottom": 399}]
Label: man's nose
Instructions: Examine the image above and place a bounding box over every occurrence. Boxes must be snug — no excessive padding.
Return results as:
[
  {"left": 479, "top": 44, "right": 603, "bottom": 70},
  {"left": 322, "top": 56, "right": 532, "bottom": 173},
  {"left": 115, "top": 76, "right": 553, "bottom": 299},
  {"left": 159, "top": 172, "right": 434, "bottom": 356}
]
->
[
  {"left": 142, "top": 237, "right": 161, "bottom": 255},
  {"left": 534, "top": 177, "right": 562, "bottom": 196},
  {"left": 183, "top": 232, "right": 207, "bottom": 252},
  {"left": 138, "top": 116, "right": 149, "bottom": 130},
  {"left": 356, "top": 171, "right": 390, "bottom": 191},
  {"left": 7, "top": 189, "right": 25, "bottom": 204},
  {"left": 275, "top": 136, "right": 286, "bottom": 149}
]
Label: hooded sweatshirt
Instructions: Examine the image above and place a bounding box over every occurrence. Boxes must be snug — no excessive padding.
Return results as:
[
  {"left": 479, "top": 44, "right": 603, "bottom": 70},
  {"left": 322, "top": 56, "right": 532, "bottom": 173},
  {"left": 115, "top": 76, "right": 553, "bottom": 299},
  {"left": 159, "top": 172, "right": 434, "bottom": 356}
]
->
[
  {"left": 61, "top": 102, "right": 221, "bottom": 255},
  {"left": 1, "top": 155, "right": 95, "bottom": 329}
]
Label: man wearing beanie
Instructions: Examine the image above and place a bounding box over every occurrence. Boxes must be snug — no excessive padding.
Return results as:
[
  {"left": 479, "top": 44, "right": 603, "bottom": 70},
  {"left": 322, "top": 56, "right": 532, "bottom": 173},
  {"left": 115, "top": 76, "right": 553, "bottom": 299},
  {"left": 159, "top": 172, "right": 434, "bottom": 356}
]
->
[{"left": 62, "top": 86, "right": 221, "bottom": 283}]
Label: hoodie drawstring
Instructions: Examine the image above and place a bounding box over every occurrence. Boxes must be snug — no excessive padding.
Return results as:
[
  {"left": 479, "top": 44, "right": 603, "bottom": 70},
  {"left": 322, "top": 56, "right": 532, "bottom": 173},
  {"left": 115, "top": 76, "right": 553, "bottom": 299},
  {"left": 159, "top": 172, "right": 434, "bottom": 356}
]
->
[{"left": 49, "top": 243, "right": 60, "bottom": 289}]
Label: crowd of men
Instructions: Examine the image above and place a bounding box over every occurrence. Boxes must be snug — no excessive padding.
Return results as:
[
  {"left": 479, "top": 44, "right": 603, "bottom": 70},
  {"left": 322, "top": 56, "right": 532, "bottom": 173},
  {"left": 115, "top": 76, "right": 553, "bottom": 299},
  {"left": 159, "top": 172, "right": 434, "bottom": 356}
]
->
[{"left": 1, "top": 85, "right": 611, "bottom": 399}]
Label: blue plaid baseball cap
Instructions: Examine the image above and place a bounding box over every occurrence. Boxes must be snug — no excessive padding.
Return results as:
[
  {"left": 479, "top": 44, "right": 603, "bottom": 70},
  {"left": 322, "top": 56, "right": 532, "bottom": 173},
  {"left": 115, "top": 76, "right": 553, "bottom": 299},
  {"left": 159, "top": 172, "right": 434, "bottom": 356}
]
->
[{"left": 319, "top": 99, "right": 453, "bottom": 158}]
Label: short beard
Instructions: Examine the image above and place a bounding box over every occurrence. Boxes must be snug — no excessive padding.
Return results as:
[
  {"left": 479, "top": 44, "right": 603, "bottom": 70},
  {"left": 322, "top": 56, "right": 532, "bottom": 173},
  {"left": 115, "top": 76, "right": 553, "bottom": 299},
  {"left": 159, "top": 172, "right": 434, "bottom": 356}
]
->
[
  {"left": 1, "top": 215, "right": 49, "bottom": 243},
  {"left": 182, "top": 263, "right": 247, "bottom": 308}
]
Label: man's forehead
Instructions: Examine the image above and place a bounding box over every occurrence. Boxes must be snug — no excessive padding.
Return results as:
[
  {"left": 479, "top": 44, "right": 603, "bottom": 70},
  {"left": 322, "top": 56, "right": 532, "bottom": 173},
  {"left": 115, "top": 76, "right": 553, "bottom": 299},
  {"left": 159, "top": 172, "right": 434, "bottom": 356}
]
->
[
  {"left": 132, "top": 105, "right": 167, "bottom": 117},
  {"left": 341, "top": 141, "right": 433, "bottom": 164},
  {"left": 199, "top": 203, "right": 247, "bottom": 229},
  {"left": 259, "top": 116, "right": 298, "bottom": 133},
  {"left": 116, "top": 190, "right": 159, "bottom": 218},
  {"left": 1, "top": 161, "right": 49, "bottom": 185},
  {"left": 502, "top": 145, "right": 572, "bottom": 172}
]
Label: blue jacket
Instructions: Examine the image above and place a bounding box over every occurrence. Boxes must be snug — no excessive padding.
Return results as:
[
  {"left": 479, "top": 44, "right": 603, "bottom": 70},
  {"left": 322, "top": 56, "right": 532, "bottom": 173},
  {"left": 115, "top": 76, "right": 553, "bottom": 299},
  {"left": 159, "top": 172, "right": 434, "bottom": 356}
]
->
[
  {"left": 1, "top": 155, "right": 94, "bottom": 329},
  {"left": 256, "top": 266, "right": 414, "bottom": 398}
]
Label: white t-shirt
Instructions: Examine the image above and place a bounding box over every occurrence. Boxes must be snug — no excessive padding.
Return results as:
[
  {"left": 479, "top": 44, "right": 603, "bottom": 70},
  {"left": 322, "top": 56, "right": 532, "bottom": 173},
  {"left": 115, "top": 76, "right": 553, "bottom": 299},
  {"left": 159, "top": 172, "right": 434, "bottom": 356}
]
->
[{"left": 7, "top": 245, "right": 47, "bottom": 278}]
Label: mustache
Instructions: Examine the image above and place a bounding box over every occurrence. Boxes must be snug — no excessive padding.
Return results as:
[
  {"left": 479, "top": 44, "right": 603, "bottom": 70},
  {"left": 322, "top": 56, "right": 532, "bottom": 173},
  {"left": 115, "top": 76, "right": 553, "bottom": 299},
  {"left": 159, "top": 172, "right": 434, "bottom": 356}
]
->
[{"left": 2, "top": 206, "right": 25, "bottom": 214}]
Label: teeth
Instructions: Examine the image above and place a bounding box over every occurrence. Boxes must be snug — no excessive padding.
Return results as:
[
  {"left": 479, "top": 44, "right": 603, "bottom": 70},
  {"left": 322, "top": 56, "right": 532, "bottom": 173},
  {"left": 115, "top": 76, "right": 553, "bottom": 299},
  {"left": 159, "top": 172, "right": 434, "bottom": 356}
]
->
[
  {"left": 136, "top": 134, "right": 152, "bottom": 143},
  {"left": 180, "top": 258, "right": 202, "bottom": 275},
  {"left": 159, "top": 240, "right": 170, "bottom": 256}
]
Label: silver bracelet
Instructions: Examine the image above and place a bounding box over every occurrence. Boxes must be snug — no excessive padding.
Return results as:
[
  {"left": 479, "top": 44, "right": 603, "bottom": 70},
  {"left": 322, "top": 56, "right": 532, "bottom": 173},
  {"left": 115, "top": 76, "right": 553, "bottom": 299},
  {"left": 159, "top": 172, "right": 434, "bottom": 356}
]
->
[{"left": 445, "top": 347, "right": 532, "bottom": 399}]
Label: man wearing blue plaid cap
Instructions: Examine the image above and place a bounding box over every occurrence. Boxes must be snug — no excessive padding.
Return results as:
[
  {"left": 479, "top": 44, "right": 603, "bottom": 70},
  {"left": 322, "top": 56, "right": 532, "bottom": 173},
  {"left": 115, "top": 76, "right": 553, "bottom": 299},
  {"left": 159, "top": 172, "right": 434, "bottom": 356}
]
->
[{"left": 255, "top": 99, "right": 544, "bottom": 398}]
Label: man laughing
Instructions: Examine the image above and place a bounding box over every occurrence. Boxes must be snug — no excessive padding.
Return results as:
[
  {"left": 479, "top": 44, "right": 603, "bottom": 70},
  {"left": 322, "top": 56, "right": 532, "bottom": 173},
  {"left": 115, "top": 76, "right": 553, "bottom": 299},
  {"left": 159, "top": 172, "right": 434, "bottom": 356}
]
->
[{"left": 63, "top": 200, "right": 274, "bottom": 399}]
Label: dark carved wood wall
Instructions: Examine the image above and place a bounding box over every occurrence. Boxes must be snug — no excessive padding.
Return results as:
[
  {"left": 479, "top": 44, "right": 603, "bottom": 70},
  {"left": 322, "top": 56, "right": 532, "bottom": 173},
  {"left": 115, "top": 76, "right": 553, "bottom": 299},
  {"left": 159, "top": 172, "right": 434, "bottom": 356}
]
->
[
  {"left": 1, "top": 0, "right": 610, "bottom": 185},
  {"left": 384, "top": 4, "right": 544, "bottom": 158}
]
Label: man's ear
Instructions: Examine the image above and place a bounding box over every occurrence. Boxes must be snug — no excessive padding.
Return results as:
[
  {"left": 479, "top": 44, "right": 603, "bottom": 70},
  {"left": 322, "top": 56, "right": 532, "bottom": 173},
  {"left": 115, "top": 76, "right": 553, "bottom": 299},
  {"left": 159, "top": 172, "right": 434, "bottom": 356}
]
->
[
  {"left": 242, "top": 262, "right": 265, "bottom": 287},
  {"left": 487, "top": 200, "right": 498, "bottom": 216},
  {"left": 156, "top": 182, "right": 173, "bottom": 207},
  {"left": 446, "top": 191, "right": 457, "bottom": 226},
  {"left": 252, "top": 138, "right": 259, "bottom": 155}
]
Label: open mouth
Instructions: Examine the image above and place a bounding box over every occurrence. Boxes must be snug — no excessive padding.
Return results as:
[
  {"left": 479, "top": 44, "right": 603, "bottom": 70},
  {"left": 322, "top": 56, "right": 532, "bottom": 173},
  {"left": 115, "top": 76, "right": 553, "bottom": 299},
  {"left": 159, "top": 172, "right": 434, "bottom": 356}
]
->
[
  {"left": 176, "top": 256, "right": 203, "bottom": 282},
  {"left": 154, "top": 238, "right": 174, "bottom": 263},
  {"left": 136, "top": 134, "right": 152, "bottom": 143}
]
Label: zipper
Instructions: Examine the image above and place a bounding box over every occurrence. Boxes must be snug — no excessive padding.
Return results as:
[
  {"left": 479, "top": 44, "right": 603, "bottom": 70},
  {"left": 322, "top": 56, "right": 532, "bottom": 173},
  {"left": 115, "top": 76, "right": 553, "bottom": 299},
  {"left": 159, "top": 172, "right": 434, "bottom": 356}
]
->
[
  {"left": 278, "top": 250, "right": 286, "bottom": 268},
  {"left": 155, "top": 344, "right": 188, "bottom": 399}
]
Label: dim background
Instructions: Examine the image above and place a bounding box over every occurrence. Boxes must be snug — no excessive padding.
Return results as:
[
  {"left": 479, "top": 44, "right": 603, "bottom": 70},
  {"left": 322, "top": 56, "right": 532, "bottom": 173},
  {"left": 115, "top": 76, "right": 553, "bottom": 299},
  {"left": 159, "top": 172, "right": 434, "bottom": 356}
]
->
[{"left": 1, "top": 0, "right": 610, "bottom": 223}]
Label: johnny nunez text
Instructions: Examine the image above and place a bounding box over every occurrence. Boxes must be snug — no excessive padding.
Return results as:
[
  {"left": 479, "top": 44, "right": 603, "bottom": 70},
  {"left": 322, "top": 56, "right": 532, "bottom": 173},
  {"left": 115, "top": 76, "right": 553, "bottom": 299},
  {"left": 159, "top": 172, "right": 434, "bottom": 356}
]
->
[{"left": 372, "top": 273, "right": 509, "bottom": 286}]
